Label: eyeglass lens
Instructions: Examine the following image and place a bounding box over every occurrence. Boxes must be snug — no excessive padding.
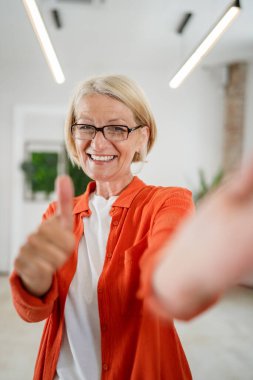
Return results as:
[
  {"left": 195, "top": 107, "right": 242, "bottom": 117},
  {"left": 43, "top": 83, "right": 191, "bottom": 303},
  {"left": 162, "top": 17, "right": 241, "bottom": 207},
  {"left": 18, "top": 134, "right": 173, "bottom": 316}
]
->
[{"left": 73, "top": 125, "right": 129, "bottom": 141}]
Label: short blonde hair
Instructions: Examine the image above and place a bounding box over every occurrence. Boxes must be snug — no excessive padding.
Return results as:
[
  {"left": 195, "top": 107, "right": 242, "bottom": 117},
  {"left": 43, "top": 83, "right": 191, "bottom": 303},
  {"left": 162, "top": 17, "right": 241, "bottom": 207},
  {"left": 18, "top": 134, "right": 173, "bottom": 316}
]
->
[{"left": 65, "top": 74, "right": 157, "bottom": 165}]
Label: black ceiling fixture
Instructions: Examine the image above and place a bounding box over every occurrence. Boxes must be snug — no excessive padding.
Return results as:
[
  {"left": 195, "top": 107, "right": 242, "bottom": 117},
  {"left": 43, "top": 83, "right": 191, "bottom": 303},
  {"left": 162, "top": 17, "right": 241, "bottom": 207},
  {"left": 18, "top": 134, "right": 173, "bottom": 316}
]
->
[
  {"left": 51, "top": 8, "right": 62, "bottom": 29},
  {"left": 176, "top": 12, "right": 193, "bottom": 34}
]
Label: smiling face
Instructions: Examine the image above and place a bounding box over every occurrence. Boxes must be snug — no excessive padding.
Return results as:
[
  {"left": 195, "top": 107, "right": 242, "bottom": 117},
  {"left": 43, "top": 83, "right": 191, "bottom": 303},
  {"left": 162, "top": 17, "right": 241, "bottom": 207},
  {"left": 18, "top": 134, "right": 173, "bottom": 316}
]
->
[{"left": 73, "top": 93, "right": 149, "bottom": 193}]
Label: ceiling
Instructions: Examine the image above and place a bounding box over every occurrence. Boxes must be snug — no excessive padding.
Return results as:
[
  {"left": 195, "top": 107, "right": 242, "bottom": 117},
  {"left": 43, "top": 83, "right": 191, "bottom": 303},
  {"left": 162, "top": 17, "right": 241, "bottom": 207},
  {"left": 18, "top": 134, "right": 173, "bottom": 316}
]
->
[{"left": 1, "top": 0, "right": 253, "bottom": 86}]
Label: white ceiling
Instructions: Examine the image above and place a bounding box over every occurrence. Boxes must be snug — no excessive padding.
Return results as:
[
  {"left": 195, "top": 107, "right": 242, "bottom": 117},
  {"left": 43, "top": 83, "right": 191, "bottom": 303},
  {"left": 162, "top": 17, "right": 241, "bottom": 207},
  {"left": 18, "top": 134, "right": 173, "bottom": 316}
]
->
[{"left": 1, "top": 0, "right": 253, "bottom": 85}]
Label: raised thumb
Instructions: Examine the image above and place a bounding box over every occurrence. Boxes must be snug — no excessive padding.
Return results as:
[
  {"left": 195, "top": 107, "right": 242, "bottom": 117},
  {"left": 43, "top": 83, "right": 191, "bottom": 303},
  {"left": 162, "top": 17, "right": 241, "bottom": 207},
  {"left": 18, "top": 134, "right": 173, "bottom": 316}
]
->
[{"left": 55, "top": 175, "right": 74, "bottom": 230}]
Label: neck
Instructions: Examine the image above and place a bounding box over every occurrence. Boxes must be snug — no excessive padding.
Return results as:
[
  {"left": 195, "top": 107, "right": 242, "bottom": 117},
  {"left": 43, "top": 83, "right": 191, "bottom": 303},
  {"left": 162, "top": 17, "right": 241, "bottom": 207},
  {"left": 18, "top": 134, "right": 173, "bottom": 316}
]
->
[{"left": 95, "top": 174, "right": 134, "bottom": 199}]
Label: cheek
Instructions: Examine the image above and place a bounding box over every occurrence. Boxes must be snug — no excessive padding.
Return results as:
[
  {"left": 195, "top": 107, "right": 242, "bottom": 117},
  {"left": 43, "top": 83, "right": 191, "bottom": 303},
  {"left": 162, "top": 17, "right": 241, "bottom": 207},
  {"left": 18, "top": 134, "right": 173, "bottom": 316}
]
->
[
  {"left": 75, "top": 141, "right": 88, "bottom": 157},
  {"left": 120, "top": 148, "right": 137, "bottom": 166},
  {"left": 122, "top": 140, "right": 140, "bottom": 160}
]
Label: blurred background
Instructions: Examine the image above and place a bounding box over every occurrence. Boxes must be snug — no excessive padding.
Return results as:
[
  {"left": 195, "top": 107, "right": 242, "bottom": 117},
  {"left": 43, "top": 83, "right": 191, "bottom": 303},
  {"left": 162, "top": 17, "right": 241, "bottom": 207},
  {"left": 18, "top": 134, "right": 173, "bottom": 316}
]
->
[{"left": 0, "top": 0, "right": 253, "bottom": 379}]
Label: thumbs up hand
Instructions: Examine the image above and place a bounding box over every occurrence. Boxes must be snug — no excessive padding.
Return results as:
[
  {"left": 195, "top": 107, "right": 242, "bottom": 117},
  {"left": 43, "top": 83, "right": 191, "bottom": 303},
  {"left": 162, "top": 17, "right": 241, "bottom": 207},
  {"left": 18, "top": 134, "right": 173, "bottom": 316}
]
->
[
  {"left": 56, "top": 175, "right": 74, "bottom": 230},
  {"left": 14, "top": 175, "right": 75, "bottom": 297}
]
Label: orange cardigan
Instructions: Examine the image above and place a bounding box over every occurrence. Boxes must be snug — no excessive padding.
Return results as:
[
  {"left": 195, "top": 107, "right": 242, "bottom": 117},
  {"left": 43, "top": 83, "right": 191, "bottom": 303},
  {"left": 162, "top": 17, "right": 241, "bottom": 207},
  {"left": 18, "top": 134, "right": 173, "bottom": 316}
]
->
[{"left": 10, "top": 176, "right": 194, "bottom": 380}]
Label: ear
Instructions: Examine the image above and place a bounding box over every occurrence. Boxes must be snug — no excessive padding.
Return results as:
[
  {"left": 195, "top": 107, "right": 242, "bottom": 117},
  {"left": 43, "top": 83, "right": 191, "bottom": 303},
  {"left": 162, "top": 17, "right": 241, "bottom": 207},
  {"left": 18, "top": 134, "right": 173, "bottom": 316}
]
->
[
  {"left": 134, "top": 126, "right": 150, "bottom": 163},
  {"left": 138, "top": 126, "right": 150, "bottom": 148}
]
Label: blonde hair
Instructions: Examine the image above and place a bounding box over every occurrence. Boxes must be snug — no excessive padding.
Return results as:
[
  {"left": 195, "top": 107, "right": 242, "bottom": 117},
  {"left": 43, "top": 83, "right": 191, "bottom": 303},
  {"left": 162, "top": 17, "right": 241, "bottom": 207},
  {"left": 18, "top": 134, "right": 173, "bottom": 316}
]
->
[{"left": 65, "top": 74, "right": 157, "bottom": 165}]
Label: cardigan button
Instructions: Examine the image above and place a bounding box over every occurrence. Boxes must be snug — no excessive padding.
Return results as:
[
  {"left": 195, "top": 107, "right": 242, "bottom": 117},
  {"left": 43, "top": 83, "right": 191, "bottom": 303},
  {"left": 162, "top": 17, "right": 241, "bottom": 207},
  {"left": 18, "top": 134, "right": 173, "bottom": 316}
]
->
[
  {"left": 101, "top": 323, "right": 107, "bottom": 332},
  {"left": 113, "top": 220, "right": 119, "bottom": 226},
  {"left": 98, "top": 286, "right": 103, "bottom": 293},
  {"left": 102, "top": 363, "right": 109, "bottom": 371}
]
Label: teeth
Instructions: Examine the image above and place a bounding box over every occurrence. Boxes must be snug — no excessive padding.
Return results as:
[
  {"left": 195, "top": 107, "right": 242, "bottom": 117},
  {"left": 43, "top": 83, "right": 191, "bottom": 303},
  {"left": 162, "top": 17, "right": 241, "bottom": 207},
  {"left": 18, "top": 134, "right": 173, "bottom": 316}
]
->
[{"left": 90, "top": 154, "right": 114, "bottom": 161}]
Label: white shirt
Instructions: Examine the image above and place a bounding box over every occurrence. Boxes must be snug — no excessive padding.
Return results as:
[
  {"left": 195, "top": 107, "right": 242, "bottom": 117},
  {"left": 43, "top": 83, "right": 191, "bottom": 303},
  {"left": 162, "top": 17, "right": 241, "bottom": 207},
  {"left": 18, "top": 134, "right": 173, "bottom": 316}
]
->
[{"left": 55, "top": 193, "right": 117, "bottom": 380}]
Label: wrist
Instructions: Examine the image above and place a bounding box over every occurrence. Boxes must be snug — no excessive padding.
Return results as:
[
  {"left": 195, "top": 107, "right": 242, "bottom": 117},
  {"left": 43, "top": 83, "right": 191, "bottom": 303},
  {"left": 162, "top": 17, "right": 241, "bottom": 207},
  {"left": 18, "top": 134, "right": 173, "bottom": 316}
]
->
[{"left": 19, "top": 274, "right": 53, "bottom": 297}]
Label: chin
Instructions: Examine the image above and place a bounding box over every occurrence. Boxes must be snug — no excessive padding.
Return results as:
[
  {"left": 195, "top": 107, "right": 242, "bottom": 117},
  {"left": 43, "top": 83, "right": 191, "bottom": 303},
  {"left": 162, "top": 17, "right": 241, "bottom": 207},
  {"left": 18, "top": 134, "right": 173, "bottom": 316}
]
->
[
  {"left": 82, "top": 168, "right": 113, "bottom": 182},
  {"left": 92, "top": 173, "right": 115, "bottom": 182}
]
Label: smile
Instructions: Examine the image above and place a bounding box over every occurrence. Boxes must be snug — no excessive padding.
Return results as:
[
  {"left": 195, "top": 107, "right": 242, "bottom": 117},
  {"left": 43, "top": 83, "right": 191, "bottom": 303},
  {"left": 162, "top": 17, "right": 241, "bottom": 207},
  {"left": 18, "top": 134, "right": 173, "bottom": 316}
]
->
[{"left": 87, "top": 153, "right": 116, "bottom": 162}]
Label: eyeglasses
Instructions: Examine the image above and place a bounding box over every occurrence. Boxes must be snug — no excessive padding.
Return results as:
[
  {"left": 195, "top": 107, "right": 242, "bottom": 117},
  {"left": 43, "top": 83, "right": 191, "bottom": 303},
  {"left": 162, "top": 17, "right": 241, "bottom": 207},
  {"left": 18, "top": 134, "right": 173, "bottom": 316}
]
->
[{"left": 71, "top": 124, "right": 144, "bottom": 142}]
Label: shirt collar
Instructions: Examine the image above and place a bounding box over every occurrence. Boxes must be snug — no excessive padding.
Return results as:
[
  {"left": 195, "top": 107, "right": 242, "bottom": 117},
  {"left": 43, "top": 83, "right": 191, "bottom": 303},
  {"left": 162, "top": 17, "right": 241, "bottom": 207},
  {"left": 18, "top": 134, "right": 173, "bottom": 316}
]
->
[{"left": 72, "top": 176, "right": 146, "bottom": 215}]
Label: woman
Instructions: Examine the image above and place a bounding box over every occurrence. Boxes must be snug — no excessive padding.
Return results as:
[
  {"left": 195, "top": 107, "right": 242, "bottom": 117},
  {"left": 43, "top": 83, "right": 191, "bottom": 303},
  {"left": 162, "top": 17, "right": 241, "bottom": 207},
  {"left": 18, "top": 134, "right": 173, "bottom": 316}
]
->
[{"left": 10, "top": 75, "right": 194, "bottom": 380}]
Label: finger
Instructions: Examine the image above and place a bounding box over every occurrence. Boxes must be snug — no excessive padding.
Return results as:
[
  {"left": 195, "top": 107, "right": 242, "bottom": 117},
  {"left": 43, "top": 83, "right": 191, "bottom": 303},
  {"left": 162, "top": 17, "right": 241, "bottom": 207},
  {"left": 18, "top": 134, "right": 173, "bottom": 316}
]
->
[
  {"left": 55, "top": 175, "right": 74, "bottom": 230},
  {"left": 14, "top": 253, "right": 54, "bottom": 297},
  {"left": 27, "top": 233, "right": 72, "bottom": 268},
  {"left": 38, "top": 218, "right": 75, "bottom": 253},
  {"left": 15, "top": 250, "right": 55, "bottom": 280}
]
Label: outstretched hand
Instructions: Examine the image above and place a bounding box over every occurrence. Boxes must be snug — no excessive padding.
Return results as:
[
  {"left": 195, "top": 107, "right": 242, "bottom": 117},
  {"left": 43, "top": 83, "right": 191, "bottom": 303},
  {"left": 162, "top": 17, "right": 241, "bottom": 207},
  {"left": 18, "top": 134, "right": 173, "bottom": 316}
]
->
[
  {"left": 14, "top": 175, "right": 75, "bottom": 297},
  {"left": 153, "top": 157, "right": 253, "bottom": 320}
]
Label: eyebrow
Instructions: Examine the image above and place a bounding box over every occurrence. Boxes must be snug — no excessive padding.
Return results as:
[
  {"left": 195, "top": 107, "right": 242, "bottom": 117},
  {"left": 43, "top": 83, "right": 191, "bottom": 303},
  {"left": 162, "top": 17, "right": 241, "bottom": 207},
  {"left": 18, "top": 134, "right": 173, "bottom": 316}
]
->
[
  {"left": 107, "top": 118, "right": 127, "bottom": 124},
  {"left": 76, "top": 117, "right": 128, "bottom": 124}
]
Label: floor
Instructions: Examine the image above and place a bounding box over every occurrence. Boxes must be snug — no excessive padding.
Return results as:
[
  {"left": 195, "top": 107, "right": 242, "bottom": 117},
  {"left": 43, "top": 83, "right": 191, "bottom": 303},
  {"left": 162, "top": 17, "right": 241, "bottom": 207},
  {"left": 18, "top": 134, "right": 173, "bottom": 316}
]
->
[
  {"left": 176, "top": 286, "right": 253, "bottom": 380},
  {"left": 1, "top": 275, "right": 253, "bottom": 380}
]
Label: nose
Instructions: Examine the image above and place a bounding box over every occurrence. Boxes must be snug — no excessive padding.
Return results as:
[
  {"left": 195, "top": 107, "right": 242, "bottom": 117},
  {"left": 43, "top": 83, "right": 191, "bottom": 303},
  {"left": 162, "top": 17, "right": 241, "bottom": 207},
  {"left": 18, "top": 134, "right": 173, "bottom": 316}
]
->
[{"left": 90, "top": 129, "right": 108, "bottom": 150}]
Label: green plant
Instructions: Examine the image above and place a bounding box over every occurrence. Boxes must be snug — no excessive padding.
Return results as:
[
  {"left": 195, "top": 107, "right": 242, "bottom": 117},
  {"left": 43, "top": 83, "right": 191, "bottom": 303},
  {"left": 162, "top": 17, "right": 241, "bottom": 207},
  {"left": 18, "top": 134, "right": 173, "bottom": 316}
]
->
[
  {"left": 194, "top": 168, "right": 224, "bottom": 204},
  {"left": 21, "top": 151, "right": 91, "bottom": 199},
  {"left": 67, "top": 160, "right": 91, "bottom": 196},
  {"left": 21, "top": 152, "right": 58, "bottom": 197}
]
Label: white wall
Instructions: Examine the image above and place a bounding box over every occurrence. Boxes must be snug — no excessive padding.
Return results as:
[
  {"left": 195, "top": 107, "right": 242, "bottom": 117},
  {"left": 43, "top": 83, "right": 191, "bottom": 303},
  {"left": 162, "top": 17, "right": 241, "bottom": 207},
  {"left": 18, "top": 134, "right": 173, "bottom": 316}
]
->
[
  {"left": 10, "top": 106, "right": 66, "bottom": 269},
  {"left": 138, "top": 66, "right": 224, "bottom": 188},
  {"left": 243, "top": 62, "right": 253, "bottom": 159},
  {"left": 0, "top": 66, "right": 70, "bottom": 273},
  {"left": 1, "top": 62, "right": 252, "bottom": 272}
]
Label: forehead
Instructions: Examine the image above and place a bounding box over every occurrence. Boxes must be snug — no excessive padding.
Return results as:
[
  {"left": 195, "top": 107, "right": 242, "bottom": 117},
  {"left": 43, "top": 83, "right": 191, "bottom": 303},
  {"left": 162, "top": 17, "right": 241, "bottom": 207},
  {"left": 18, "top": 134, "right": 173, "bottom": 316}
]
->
[{"left": 75, "top": 93, "right": 135, "bottom": 121}]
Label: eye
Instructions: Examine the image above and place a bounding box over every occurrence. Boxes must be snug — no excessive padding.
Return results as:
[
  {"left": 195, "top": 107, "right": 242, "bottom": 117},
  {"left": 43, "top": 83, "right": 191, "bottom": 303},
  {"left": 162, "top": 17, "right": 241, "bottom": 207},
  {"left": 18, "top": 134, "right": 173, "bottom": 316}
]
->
[
  {"left": 78, "top": 124, "right": 94, "bottom": 132},
  {"left": 106, "top": 125, "right": 127, "bottom": 133}
]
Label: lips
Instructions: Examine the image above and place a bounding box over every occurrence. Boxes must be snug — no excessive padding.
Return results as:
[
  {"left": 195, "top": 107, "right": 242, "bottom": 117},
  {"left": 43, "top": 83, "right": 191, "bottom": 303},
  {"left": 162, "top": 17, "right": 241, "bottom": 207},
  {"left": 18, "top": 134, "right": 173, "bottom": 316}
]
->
[{"left": 87, "top": 153, "right": 116, "bottom": 162}]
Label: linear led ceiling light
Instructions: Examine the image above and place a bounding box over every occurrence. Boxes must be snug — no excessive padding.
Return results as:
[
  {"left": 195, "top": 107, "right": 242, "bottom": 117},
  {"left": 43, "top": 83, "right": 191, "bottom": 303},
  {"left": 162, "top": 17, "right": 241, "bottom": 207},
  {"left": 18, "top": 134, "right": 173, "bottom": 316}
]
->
[
  {"left": 169, "top": 0, "right": 241, "bottom": 89},
  {"left": 22, "top": 0, "right": 65, "bottom": 84}
]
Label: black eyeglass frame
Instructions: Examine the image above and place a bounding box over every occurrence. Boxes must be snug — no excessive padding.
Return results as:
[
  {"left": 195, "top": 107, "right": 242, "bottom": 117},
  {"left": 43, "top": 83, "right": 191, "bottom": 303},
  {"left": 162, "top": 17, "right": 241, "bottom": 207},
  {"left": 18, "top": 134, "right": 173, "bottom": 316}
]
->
[{"left": 71, "top": 123, "right": 144, "bottom": 141}]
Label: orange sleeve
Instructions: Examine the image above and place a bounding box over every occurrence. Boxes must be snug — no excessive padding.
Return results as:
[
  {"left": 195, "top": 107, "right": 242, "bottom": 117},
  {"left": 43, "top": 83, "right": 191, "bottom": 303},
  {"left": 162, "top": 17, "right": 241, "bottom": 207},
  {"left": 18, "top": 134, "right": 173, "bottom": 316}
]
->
[
  {"left": 9, "top": 271, "right": 58, "bottom": 322},
  {"left": 9, "top": 202, "right": 59, "bottom": 323},
  {"left": 138, "top": 189, "right": 195, "bottom": 318}
]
